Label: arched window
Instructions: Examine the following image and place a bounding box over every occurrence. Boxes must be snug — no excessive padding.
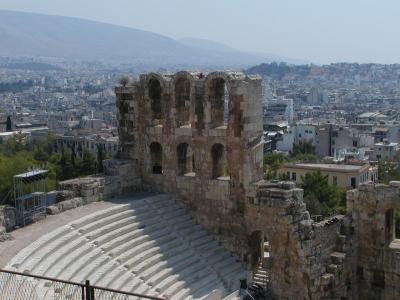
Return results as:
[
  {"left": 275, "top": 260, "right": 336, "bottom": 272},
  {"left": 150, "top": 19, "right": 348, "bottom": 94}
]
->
[
  {"left": 177, "top": 143, "right": 195, "bottom": 176},
  {"left": 211, "top": 143, "right": 229, "bottom": 179},
  {"left": 175, "top": 78, "right": 191, "bottom": 127},
  {"left": 209, "top": 78, "right": 229, "bottom": 128},
  {"left": 150, "top": 142, "right": 163, "bottom": 174},
  {"left": 149, "top": 78, "right": 162, "bottom": 121},
  {"left": 195, "top": 93, "right": 205, "bottom": 131},
  {"left": 249, "top": 231, "right": 271, "bottom": 272}
]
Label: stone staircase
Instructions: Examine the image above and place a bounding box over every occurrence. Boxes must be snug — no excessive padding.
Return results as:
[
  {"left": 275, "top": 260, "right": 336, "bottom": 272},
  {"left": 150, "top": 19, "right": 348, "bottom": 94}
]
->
[
  {"left": 251, "top": 240, "right": 270, "bottom": 290},
  {"left": 252, "top": 262, "right": 268, "bottom": 290},
  {"left": 7, "top": 194, "right": 247, "bottom": 299}
]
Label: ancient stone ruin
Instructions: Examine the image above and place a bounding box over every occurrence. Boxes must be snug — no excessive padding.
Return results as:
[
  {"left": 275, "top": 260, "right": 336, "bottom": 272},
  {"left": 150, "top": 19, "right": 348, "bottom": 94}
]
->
[
  {"left": 3, "top": 71, "right": 398, "bottom": 299},
  {"left": 112, "top": 71, "right": 400, "bottom": 299}
]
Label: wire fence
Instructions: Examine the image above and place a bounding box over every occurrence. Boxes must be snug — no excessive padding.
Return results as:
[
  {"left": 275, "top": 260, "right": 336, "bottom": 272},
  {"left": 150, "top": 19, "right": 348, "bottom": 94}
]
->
[{"left": 0, "top": 269, "right": 167, "bottom": 300}]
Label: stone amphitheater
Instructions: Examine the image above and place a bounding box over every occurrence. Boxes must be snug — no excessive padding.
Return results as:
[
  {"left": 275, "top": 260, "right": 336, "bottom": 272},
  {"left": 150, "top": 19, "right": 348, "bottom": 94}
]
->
[
  {"left": 1, "top": 70, "right": 400, "bottom": 300},
  {"left": 7, "top": 194, "right": 245, "bottom": 299}
]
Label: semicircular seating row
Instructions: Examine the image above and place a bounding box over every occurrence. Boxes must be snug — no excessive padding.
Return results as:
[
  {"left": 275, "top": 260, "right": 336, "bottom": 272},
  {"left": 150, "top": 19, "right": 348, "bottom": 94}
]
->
[{"left": 7, "top": 194, "right": 247, "bottom": 300}]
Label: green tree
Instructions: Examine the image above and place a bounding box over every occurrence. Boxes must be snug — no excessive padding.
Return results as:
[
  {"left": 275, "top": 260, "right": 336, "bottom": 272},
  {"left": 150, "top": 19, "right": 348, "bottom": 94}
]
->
[
  {"left": 44, "top": 133, "right": 55, "bottom": 156},
  {"left": 0, "top": 133, "right": 26, "bottom": 155},
  {"left": 70, "top": 146, "right": 76, "bottom": 166},
  {"left": 58, "top": 149, "right": 75, "bottom": 180},
  {"left": 6, "top": 116, "right": 12, "bottom": 131},
  {"left": 301, "top": 170, "right": 346, "bottom": 217},
  {"left": 60, "top": 146, "right": 67, "bottom": 167},
  {"left": 0, "top": 134, "right": 99, "bottom": 202},
  {"left": 97, "top": 145, "right": 104, "bottom": 173},
  {"left": 77, "top": 142, "right": 83, "bottom": 157},
  {"left": 292, "top": 140, "right": 316, "bottom": 157},
  {"left": 80, "top": 150, "right": 96, "bottom": 176},
  {"left": 263, "top": 152, "right": 286, "bottom": 179},
  {"left": 0, "top": 151, "right": 38, "bottom": 203},
  {"left": 33, "top": 145, "right": 49, "bottom": 162},
  {"left": 377, "top": 155, "right": 400, "bottom": 184}
]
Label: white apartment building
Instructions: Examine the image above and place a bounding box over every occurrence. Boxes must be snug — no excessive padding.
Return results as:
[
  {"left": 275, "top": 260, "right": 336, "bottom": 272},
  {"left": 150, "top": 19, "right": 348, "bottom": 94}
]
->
[
  {"left": 276, "top": 124, "right": 316, "bottom": 153},
  {"left": 372, "top": 141, "right": 399, "bottom": 161}
]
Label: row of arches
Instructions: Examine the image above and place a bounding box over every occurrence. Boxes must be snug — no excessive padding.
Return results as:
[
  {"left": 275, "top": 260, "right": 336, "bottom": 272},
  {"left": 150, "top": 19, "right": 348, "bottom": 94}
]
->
[
  {"left": 148, "top": 76, "right": 230, "bottom": 128},
  {"left": 149, "top": 142, "right": 229, "bottom": 179}
]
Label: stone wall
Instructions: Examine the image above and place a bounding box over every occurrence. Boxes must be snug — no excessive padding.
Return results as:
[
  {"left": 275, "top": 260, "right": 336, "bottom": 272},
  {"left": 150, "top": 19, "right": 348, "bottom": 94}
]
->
[
  {"left": 114, "top": 70, "right": 265, "bottom": 255},
  {"left": 244, "top": 181, "right": 354, "bottom": 299},
  {"left": 46, "top": 177, "right": 105, "bottom": 215},
  {"left": 347, "top": 182, "right": 400, "bottom": 300},
  {"left": 58, "top": 176, "right": 105, "bottom": 202},
  {"left": 114, "top": 71, "right": 399, "bottom": 299},
  {"left": 0, "top": 205, "right": 16, "bottom": 232},
  {"left": 113, "top": 71, "right": 356, "bottom": 299},
  {"left": 103, "top": 159, "right": 141, "bottom": 197}
]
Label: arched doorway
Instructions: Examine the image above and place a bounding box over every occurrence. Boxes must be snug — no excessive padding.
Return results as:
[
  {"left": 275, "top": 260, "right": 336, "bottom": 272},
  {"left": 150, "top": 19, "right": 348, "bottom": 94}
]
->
[
  {"left": 211, "top": 143, "right": 229, "bottom": 179},
  {"left": 149, "top": 142, "right": 163, "bottom": 174},
  {"left": 177, "top": 143, "right": 195, "bottom": 176},
  {"left": 249, "top": 230, "right": 270, "bottom": 289},
  {"left": 175, "top": 77, "right": 191, "bottom": 127},
  {"left": 149, "top": 78, "right": 162, "bottom": 121}
]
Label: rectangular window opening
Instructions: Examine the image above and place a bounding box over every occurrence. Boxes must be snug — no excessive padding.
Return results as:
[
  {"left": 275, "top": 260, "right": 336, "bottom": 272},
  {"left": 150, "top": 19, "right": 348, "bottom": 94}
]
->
[
  {"left": 291, "top": 172, "right": 297, "bottom": 181},
  {"left": 351, "top": 177, "right": 356, "bottom": 188}
]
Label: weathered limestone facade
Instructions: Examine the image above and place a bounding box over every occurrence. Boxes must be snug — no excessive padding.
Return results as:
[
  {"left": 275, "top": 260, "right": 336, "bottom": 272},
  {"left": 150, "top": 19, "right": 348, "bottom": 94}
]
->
[
  {"left": 113, "top": 71, "right": 400, "bottom": 299},
  {"left": 115, "top": 70, "right": 264, "bottom": 257},
  {"left": 348, "top": 183, "right": 400, "bottom": 300}
]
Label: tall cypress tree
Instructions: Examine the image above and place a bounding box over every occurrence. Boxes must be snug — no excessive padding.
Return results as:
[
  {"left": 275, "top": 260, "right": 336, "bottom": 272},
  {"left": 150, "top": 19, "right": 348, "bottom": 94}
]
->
[
  {"left": 70, "top": 145, "right": 76, "bottom": 166},
  {"left": 97, "top": 144, "right": 104, "bottom": 173},
  {"left": 6, "top": 116, "right": 12, "bottom": 131}
]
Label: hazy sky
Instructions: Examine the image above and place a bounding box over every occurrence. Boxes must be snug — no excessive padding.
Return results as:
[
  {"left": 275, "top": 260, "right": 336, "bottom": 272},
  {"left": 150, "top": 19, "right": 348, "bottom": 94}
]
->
[{"left": 1, "top": 0, "right": 399, "bottom": 64}]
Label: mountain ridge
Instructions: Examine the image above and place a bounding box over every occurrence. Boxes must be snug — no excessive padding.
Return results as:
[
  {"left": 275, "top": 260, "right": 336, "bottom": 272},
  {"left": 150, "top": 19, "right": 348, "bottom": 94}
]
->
[{"left": 0, "top": 10, "right": 303, "bottom": 68}]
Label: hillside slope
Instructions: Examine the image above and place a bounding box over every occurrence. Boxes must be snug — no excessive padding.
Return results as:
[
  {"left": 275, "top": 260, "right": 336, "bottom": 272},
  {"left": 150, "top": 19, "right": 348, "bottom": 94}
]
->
[{"left": 0, "top": 10, "right": 295, "bottom": 68}]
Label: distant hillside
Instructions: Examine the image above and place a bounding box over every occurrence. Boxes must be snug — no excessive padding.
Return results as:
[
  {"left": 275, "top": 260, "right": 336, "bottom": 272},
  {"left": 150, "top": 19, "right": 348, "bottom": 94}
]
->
[
  {"left": 245, "top": 62, "right": 311, "bottom": 79},
  {"left": 178, "top": 37, "right": 306, "bottom": 65},
  {"left": 178, "top": 38, "right": 237, "bottom": 53},
  {"left": 0, "top": 10, "right": 300, "bottom": 68}
]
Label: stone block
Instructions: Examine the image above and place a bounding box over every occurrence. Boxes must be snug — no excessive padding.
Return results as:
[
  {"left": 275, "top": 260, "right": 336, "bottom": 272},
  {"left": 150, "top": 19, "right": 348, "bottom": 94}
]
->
[
  {"left": 321, "top": 273, "right": 334, "bottom": 286},
  {"left": 81, "top": 188, "right": 94, "bottom": 197},
  {"left": 299, "top": 219, "right": 313, "bottom": 231},
  {"left": 56, "top": 197, "right": 84, "bottom": 213},
  {"left": 46, "top": 205, "right": 60, "bottom": 215},
  {"left": 56, "top": 190, "right": 75, "bottom": 202},
  {"left": 327, "top": 264, "right": 339, "bottom": 274},
  {"left": 330, "top": 252, "right": 346, "bottom": 265},
  {"left": 292, "top": 188, "right": 304, "bottom": 201},
  {"left": 58, "top": 200, "right": 75, "bottom": 212},
  {"left": 3, "top": 206, "right": 16, "bottom": 231},
  {"left": 175, "top": 126, "right": 192, "bottom": 136},
  {"left": 279, "top": 181, "right": 295, "bottom": 190}
]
